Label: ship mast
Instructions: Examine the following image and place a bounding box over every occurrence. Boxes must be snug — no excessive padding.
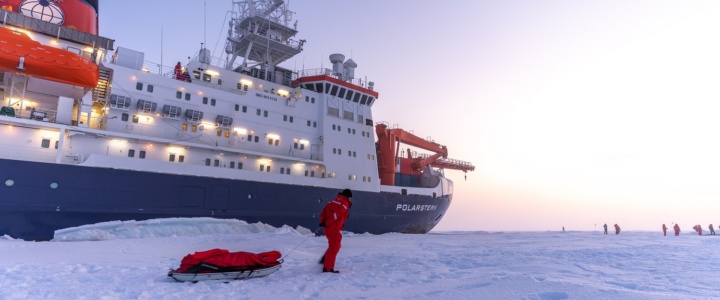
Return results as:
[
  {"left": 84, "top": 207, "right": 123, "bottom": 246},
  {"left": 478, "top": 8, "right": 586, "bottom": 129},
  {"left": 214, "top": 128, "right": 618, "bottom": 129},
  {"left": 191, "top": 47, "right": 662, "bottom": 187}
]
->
[{"left": 224, "top": 0, "right": 305, "bottom": 75}]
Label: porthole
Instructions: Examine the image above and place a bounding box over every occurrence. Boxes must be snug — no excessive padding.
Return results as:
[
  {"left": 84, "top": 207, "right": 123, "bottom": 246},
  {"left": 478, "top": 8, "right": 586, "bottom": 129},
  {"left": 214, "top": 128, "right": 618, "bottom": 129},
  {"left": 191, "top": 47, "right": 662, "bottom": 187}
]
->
[
  {"left": 50, "top": 182, "right": 59, "bottom": 189},
  {"left": 247, "top": 194, "right": 253, "bottom": 200},
  {"left": 5, "top": 179, "right": 14, "bottom": 186}
]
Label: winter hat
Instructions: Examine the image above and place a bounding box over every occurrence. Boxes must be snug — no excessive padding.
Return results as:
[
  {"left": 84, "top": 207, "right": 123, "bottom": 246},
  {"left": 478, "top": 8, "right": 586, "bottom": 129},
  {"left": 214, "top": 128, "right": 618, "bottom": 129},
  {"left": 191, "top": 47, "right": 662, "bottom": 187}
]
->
[{"left": 340, "top": 189, "right": 353, "bottom": 198}]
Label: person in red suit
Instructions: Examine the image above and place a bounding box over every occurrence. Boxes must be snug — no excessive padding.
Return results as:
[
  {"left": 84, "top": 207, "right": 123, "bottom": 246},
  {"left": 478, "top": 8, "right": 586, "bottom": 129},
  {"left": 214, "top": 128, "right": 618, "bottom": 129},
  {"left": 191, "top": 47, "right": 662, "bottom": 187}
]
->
[
  {"left": 319, "top": 189, "right": 352, "bottom": 273},
  {"left": 662, "top": 224, "right": 667, "bottom": 236},
  {"left": 673, "top": 223, "right": 680, "bottom": 236},
  {"left": 173, "top": 62, "right": 182, "bottom": 80},
  {"left": 614, "top": 224, "right": 621, "bottom": 235}
]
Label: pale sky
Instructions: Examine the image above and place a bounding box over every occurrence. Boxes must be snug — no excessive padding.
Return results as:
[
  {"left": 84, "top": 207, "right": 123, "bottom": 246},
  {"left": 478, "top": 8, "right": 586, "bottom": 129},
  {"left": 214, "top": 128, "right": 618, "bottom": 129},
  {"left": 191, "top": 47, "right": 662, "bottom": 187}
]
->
[{"left": 100, "top": 1, "right": 720, "bottom": 232}]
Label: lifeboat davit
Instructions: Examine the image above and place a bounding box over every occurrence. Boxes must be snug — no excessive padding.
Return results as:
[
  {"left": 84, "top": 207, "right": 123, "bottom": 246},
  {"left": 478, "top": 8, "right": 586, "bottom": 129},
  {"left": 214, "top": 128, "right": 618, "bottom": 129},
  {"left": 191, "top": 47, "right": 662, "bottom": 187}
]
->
[{"left": 0, "top": 26, "right": 98, "bottom": 88}]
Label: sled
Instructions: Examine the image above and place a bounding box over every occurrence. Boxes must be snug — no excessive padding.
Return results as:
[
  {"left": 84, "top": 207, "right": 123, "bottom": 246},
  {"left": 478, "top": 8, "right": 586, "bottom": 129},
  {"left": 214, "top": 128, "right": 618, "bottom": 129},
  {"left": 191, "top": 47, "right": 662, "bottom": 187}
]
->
[
  {"left": 168, "top": 248, "right": 283, "bottom": 282},
  {"left": 168, "top": 262, "right": 282, "bottom": 282}
]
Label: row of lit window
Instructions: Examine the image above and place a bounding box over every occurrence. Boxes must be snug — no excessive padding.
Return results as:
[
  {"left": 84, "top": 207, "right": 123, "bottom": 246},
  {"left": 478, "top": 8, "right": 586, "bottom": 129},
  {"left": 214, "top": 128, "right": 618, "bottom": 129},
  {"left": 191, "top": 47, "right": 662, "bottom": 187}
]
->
[{"left": 346, "top": 175, "right": 373, "bottom": 183}]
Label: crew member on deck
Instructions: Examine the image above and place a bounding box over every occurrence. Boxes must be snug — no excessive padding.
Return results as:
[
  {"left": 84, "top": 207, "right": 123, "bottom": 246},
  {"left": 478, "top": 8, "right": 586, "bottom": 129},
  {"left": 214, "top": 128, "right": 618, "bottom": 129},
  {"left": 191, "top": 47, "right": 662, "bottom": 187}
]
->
[
  {"left": 173, "top": 62, "right": 182, "bottom": 80},
  {"left": 662, "top": 224, "right": 667, "bottom": 236}
]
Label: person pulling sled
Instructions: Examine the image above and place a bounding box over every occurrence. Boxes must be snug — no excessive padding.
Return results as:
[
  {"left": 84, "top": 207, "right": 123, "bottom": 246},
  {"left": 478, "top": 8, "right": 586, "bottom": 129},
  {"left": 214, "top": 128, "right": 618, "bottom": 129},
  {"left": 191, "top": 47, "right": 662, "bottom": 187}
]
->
[{"left": 318, "top": 189, "right": 353, "bottom": 273}]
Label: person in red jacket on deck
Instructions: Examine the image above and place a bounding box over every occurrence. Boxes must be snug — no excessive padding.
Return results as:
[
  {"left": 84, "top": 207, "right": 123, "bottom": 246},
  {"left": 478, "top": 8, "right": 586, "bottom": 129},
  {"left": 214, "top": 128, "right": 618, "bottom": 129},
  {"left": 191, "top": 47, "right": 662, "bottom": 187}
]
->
[
  {"left": 673, "top": 223, "right": 680, "bottom": 236},
  {"left": 319, "top": 189, "right": 352, "bottom": 273}
]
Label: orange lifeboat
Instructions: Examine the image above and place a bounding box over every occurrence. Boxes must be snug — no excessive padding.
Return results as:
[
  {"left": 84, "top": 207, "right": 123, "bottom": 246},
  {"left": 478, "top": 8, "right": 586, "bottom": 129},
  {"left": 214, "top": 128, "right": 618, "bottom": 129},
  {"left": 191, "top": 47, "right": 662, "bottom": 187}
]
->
[{"left": 0, "top": 26, "right": 98, "bottom": 88}]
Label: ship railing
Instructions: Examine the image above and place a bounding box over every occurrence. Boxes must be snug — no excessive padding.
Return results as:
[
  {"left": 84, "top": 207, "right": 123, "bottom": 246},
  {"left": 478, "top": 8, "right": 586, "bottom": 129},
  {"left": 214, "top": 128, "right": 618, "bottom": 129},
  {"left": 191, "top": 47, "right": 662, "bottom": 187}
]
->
[
  {"left": 417, "top": 153, "right": 474, "bottom": 168},
  {"left": 100, "top": 121, "right": 320, "bottom": 161},
  {"left": 6, "top": 106, "right": 57, "bottom": 123},
  {"left": 295, "top": 68, "right": 372, "bottom": 89},
  {"left": 0, "top": 10, "right": 114, "bottom": 50}
]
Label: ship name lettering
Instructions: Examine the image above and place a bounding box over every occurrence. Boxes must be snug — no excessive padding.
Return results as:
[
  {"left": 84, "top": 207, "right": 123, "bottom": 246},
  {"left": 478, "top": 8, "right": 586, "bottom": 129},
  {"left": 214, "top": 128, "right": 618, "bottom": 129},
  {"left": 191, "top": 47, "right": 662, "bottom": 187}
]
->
[
  {"left": 256, "top": 93, "right": 278, "bottom": 101},
  {"left": 396, "top": 204, "right": 438, "bottom": 212}
]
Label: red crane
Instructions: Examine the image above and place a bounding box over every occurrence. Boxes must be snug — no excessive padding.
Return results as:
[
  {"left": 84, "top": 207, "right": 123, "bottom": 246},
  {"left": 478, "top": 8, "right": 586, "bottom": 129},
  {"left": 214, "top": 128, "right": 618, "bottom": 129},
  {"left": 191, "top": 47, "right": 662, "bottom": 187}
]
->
[{"left": 375, "top": 123, "right": 475, "bottom": 186}]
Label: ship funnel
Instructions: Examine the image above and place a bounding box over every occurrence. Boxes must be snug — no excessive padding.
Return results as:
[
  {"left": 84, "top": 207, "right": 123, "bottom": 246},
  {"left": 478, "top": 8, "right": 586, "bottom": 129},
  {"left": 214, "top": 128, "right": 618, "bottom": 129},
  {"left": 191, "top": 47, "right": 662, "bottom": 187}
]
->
[
  {"left": 329, "top": 53, "right": 345, "bottom": 79},
  {"left": 343, "top": 58, "right": 357, "bottom": 81}
]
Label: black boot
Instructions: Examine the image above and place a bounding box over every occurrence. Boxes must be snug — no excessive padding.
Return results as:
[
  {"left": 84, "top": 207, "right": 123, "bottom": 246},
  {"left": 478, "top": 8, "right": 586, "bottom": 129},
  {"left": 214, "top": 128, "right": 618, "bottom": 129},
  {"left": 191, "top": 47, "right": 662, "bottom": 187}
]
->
[{"left": 322, "top": 268, "right": 339, "bottom": 273}]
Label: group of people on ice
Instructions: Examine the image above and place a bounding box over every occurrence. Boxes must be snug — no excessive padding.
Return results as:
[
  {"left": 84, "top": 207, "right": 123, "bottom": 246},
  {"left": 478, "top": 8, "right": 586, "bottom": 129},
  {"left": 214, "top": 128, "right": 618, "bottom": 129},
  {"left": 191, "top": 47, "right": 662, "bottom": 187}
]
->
[
  {"left": 602, "top": 223, "right": 621, "bottom": 235},
  {"left": 600, "top": 223, "right": 718, "bottom": 236},
  {"left": 661, "top": 224, "right": 715, "bottom": 236}
]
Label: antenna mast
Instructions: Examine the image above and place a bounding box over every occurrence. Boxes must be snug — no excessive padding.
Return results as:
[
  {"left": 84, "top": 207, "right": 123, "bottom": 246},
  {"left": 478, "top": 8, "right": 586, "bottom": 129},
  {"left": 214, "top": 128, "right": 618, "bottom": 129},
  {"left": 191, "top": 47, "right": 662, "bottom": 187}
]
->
[{"left": 223, "top": 0, "right": 304, "bottom": 71}]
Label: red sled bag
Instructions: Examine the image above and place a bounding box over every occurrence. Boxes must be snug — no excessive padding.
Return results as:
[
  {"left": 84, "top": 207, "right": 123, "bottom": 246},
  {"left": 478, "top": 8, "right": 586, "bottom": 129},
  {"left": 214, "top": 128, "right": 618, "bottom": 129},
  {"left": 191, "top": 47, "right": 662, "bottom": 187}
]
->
[{"left": 169, "top": 248, "right": 283, "bottom": 282}]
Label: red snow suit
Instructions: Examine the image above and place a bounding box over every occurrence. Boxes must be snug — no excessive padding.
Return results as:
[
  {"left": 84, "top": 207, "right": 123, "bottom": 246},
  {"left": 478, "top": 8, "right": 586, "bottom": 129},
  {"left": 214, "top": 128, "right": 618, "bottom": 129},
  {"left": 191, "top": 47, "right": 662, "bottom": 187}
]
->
[
  {"left": 662, "top": 224, "right": 667, "bottom": 236},
  {"left": 673, "top": 224, "right": 680, "bottom": 236},
  {"left": 320, "top": 194, "right": 351, "bottom": 271},
  {"left": 175, "top": 248, "right": 281, "bottom": 273}
]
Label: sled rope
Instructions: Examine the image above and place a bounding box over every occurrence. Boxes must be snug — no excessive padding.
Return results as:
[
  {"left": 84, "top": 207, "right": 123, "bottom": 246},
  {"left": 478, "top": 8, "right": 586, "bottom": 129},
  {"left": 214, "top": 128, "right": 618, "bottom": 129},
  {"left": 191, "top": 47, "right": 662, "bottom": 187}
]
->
[{"left": 282, "top": 227, "right": 322, "bottom": 260}]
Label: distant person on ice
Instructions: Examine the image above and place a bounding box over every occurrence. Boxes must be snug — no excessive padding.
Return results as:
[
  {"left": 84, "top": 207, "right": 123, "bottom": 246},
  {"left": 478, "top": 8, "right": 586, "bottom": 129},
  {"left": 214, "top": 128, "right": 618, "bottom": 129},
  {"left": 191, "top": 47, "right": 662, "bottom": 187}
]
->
[
  {"left": 603, "top": 224, "right": 608, "bottom": 235},
  {"left": 614, "top": 224, "right": 620, "bottom": 235},
  {"left": 318, "top": 189, "right": 352, "bottom": 273},
  {"left": 709, "top": 224, "right": 716, "bottom": 235},
  {"left": 673, "top": 224, "right": 681, "bottom": 236},
  {"left": 662, "top": 224, "right": 667, "bottom": 236}
]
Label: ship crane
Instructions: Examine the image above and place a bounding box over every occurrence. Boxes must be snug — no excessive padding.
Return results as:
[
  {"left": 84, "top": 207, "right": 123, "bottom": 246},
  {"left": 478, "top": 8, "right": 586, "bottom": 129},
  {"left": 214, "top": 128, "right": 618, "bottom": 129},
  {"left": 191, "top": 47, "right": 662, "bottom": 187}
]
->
[{"left": 376, "top": 123, "right": 475, "bottom": 186}]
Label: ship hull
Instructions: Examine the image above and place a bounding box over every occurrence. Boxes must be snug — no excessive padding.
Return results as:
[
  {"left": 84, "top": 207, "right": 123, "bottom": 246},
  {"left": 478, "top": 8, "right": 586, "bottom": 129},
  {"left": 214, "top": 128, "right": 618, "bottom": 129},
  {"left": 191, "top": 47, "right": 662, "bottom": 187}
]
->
[{"left": 0, "top": 158, "right": 451, "bottom": 240}]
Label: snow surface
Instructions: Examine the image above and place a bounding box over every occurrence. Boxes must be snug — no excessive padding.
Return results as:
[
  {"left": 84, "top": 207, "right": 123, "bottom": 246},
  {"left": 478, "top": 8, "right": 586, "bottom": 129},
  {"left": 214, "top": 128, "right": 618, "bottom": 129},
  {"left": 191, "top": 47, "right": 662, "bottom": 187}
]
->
[{"left": 0, "top": 218, "right": 717, "bottom": 299}]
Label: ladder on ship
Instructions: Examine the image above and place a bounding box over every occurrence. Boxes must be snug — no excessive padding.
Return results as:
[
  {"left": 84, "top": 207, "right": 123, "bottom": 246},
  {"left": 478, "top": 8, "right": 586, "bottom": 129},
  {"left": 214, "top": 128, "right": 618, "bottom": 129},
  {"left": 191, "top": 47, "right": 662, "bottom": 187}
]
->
[{"left": 92, "top": 66, "right": 113, "bottom": 129}]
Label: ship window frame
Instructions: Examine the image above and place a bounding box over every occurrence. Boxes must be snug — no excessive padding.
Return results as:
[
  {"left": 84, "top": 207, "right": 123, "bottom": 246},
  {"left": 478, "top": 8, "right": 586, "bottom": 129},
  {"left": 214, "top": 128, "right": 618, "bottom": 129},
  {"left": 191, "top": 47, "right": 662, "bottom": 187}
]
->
[
  {"left": 169, "top": 154, "right": 176, "bottom": 162},
  {"left": 203, "top": 73, "right": 211, "bottom": 82},
  {"left": 139, "top": 150, "right": 146, "bottom": 159},
  {"left": 203, "top": 97, "right": 208, "bottom": 104},
  {"left": 238, "top": 162, "right": 243, "bottom": 169},
  {"left": 135, "top": 82, "right": 143, "bottom": 91},
  {"left": 242, "top": 106, "right": 247, "bottom": 113},
  {"left": 176, "top": 91, "right": 182, "bottom": 99},
  {"left": 360, "top": 95, "right": 368, "bottom": 105},
  {"left": 338, "top": 87, "right": 346, "bottom": 98},
  {"left": 128, "top": 149, "right": 135, "bottom": 157},
  {"left": 205, "top": 158, "right": 211, "bottom": 166},
  {"left": 345, "top": 90, "right": 354, "bottom": 101},
  {"left": 41, "top": 138, "right": 50, "bottom": 148},
  {"left": 315, "top": 83, "right": 324, "bottom": 93},
  {"left": 353, "top": 93, "right": 361, "bottom": 103},
  {"left": 330, "top": 85, "right": 339, "bottom": 96},
  {"left": 185, "top": 93, "right": 191, "bottom": 101},
  {"left": 121, "top": 113, "right": 129, "bottom": 121},
  {"left": 193, "top": 71, "right": 201, "bottom": 79},
  {"left": 211, "top": 99, "right": 216, "bottom": 106},
  {"left": 147, "top": 85, "right": 154, "bottom": 93},
  {"left": 230, "top": 161, "right": 235, "bottom": 168},
  {"left": 179, "top": 155, "right": 185, "bottom": 163},
  {"left": 214, "top": 159, "right": 220, "bottom": 167}
]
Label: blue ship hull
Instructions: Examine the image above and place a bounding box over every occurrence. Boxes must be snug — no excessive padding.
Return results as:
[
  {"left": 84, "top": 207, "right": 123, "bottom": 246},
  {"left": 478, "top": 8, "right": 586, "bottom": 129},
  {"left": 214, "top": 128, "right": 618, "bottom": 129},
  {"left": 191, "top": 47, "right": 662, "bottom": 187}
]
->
[{"left": 0, "top": 158, "right": 451, "bottom": 240}]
